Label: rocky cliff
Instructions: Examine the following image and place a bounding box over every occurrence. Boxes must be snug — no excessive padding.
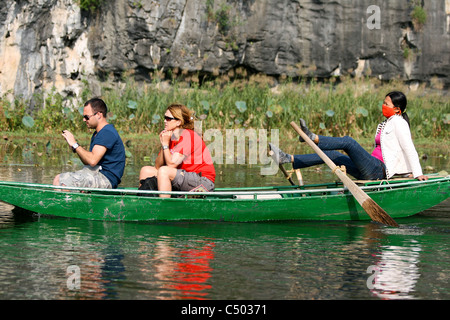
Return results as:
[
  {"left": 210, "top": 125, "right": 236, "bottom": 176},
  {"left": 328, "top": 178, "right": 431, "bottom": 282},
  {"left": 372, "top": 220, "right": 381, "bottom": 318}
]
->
[{"left": 1, "top": 0, "right": 449, "bottom": 101}]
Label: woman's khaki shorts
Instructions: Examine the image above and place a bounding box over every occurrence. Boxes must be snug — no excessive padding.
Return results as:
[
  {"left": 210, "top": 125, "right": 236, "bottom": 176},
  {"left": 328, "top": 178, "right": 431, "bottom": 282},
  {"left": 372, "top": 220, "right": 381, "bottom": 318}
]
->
[{"left": 59, "top": 165, "right": 112, "bottom": 189}]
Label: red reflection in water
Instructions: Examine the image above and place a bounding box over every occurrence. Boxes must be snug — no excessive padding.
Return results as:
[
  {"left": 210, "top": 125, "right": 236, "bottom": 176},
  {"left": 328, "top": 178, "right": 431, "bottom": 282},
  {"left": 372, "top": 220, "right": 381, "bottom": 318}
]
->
[{"left": 155, "top": 240, "right": 215, "bottom": 300}]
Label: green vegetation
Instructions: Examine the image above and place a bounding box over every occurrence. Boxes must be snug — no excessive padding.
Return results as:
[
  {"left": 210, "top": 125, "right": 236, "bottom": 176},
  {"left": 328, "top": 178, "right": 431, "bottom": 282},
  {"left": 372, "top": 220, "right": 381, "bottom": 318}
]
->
[
  {"left": 0, "top": 72, "right": 448, "bottom": 142},
  {"left": 410, "top": 1, "right": 427, "bottom": 30},
  {"left": 205, "top": 0, "right": 241, "bottom": 50},
  {"left": 75, "top": 0, "right": 103, "bottom": 12},
  {"left": 403, "top": 47, "right": 411, "bottom": 60}
]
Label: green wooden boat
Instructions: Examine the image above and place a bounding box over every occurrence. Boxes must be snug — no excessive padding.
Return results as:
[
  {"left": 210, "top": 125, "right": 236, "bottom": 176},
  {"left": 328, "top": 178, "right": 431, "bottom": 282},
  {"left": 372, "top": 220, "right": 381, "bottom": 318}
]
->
[{"left": 0, "top": 175, "right": 448, "bottom": 223}]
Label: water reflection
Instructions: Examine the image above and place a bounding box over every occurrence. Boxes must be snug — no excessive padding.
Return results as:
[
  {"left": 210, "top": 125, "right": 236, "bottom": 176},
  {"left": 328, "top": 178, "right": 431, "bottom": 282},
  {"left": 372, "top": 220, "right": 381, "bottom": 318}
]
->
[
  {"left": 1, "top": 209, "right": 450, "bottom": 299},
  {"left": 58, "top": 225, "right": 213, "bottom": 300},
  {"left": 154, "top": 238, "right": 215, "bottom": 300},
  {"left": 369, "top": 240, "right": 422, "bottom": 300}
]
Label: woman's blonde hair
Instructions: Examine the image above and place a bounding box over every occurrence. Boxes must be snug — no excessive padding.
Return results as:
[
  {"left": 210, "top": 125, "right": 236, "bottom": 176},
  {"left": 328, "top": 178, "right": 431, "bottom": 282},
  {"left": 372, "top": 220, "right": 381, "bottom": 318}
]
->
[{"left": 167, "top": 103, "right": 195, "bottom": 130}]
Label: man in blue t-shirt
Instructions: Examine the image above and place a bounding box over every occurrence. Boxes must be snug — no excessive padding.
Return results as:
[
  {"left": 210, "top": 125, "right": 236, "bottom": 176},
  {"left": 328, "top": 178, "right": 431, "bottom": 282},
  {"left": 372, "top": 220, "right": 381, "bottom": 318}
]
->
[{"left": 53, "top": 98, "right": 126, "bottom": 189}]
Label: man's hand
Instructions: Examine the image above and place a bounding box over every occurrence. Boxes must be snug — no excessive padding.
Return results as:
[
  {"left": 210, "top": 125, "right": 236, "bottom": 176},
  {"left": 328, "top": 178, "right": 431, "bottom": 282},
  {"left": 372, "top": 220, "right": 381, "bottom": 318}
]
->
[
  {"left": 62, "top": 130, "right": 106, "bottom": 167},
  {"left": 62, "top": 130, "right": 77, "bottom": 147}
]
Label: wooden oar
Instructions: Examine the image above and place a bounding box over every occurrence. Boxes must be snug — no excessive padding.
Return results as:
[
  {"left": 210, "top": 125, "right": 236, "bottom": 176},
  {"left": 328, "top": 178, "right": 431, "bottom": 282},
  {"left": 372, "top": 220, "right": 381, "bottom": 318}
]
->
[
  {"left": 279, "top": 164, "right": 295, "bottom": 186},
  {"left": 295, "top": 169, "right": 304, "bottom": 186},
  {"left": 290, "top": 121, "right": 399, "bottom": 227}
]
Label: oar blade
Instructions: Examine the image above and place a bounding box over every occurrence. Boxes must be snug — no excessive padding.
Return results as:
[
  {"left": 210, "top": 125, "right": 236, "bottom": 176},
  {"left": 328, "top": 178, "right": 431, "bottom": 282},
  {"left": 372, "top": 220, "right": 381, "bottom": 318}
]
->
[
  {"left": 336, "top": 170, "right": 399, "bottom": 227},
  {"left": 362, "top": 198, "right": 400, "bottom": 227}
]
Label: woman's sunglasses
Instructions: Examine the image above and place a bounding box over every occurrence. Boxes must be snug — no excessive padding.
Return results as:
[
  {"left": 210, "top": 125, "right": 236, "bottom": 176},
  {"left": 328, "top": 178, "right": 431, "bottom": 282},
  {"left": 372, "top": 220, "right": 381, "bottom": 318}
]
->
[{"left": 164, "top": 115, "right": 178, "bottom": 121}]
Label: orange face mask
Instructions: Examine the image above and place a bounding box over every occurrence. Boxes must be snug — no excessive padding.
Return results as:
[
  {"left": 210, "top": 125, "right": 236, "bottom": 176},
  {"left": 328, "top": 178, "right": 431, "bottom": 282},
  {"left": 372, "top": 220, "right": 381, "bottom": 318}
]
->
[{"left": 382, "top": 104, "right": 400, "bottom": 118}]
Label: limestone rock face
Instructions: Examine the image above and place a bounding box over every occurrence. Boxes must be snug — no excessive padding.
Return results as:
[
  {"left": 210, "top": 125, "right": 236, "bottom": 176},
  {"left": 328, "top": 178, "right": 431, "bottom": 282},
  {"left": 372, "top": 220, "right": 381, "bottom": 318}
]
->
[{"left": 0, "top": 0, "right": 449, "bottom": 100}]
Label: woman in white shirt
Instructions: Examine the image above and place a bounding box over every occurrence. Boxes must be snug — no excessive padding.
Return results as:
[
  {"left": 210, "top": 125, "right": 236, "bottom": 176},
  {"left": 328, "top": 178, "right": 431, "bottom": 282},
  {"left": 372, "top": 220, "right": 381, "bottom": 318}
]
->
[{"left": 270, "top": 91, "right": 428, "bottom": 181}]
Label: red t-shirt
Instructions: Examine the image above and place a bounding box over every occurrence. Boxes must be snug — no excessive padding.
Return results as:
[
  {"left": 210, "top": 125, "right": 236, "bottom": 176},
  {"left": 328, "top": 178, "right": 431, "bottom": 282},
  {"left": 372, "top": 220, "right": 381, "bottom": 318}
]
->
[{"left": 169, "top": 129, "right": 216, "bottom": 183}]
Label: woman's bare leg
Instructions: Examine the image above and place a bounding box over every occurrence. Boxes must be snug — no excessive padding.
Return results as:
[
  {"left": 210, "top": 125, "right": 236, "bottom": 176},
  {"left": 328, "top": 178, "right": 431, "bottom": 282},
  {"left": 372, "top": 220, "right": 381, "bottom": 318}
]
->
[{"left": 157, "top": 166, "right": 178, "bottom": 198}]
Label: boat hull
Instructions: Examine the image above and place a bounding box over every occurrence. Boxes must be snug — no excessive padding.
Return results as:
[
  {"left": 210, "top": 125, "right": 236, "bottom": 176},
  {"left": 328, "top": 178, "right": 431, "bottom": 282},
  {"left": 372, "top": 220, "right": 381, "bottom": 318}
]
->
[{"left": 0, "top": 177, "right": 448, "bottom": 223}]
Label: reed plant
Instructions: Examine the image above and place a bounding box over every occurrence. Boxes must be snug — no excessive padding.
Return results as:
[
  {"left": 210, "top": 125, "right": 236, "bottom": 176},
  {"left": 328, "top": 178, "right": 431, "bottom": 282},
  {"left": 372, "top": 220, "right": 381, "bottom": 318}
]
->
[{"left": 0, "top": 72, "right": 448, "bottom": 143}]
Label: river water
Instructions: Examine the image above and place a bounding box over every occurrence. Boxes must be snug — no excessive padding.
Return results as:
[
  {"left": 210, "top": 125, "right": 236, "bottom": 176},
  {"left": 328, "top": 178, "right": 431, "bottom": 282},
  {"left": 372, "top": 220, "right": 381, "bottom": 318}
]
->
[{"left": 0, "top": 138, "right": 448, "bottom": 302}]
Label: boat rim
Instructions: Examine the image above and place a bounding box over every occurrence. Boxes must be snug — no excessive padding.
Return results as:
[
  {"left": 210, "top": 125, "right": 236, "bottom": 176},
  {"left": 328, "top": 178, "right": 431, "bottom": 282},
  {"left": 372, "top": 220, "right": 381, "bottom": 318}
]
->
[{"left": 0, "top": 176, "right": 448, "bottom": 197}]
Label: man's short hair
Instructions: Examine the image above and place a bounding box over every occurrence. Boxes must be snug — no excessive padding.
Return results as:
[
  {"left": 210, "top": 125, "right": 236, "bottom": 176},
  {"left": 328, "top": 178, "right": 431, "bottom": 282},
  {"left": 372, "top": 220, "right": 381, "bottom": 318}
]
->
[{"left": 85, "top": 98, "right": 107, "bottom": 116}]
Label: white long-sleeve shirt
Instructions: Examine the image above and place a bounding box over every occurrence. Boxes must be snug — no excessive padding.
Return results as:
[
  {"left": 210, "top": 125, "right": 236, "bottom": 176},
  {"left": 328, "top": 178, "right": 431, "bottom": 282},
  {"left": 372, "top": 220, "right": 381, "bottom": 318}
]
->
[{"left": 376, "top": 115, "right": 424, "bottom": 179}]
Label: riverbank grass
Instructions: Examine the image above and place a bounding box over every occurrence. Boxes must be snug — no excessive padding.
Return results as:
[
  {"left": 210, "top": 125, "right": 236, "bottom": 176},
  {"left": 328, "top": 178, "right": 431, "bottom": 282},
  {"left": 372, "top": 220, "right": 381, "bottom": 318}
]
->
[{"left": 1, "top": 75, "right": 448, "bottom": 141}]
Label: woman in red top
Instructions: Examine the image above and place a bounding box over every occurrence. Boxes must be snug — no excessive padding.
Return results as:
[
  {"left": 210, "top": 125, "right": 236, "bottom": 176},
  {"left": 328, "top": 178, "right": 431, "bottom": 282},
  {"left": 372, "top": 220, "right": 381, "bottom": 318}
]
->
[{"left": 139, "top": 104, "right": 215, "bottom": 198}]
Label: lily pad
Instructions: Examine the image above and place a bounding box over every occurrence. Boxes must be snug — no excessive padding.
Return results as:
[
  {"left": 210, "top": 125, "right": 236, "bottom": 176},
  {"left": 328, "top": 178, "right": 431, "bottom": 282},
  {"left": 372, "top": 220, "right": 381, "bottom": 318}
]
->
[
  {"left": 127, "top": 100, "right": 138, "bottom": 109},
  {"left": 152, "top": 114, "right": 161, "bottom": 124},
  {"left": 356, "top": 107, "right": 369, "bottom": 117},
  {"left": 200, "top": 100, "right": 210, "bottom": 111},
  {"left": 22, "top": 116, "right": 35, "bottom": 128},
  {"left": 235, "top": 101, "right": 247, "bottom": 113},
  {"left": 444, "top": 114, "right": 450, "bottom": 124}
]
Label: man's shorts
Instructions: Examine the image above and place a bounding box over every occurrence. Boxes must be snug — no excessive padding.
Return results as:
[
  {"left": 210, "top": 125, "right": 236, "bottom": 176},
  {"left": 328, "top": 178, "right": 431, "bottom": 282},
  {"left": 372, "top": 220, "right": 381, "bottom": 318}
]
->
[
  {"left": 59, "top": 165, "right": 112, "bottom": 189},
  {"left": 172, "top": 169, "right": 214, "bottom": 192}
]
